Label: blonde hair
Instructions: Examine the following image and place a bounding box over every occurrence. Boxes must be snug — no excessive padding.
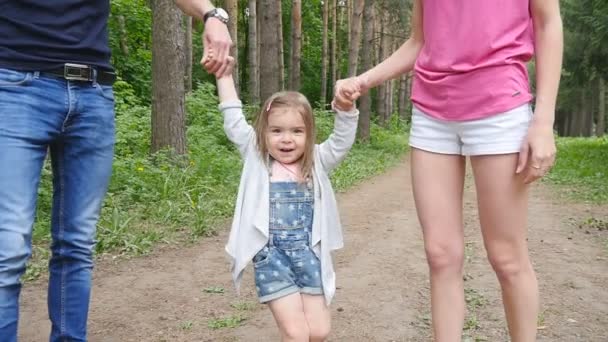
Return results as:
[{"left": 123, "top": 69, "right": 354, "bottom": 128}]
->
[{"left": 254, "top": 91, "right": 316, "bottom": 181}]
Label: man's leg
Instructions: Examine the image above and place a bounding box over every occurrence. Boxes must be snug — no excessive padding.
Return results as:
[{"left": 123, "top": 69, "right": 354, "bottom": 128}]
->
[
  {"left": 48, "top": 81, "right": 115, "bottom": 342},
  {"left": 0, "top": 69, "right": 62, "bottom": 341}
]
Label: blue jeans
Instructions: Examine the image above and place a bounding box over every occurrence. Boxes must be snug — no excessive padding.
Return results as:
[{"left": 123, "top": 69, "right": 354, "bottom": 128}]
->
[{"left": 0, "top": 68, "right": 115, "bottom": 341}]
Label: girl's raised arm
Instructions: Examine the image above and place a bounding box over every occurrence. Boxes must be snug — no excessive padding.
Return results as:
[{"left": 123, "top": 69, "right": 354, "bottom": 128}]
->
[{"left": 217, "top": 75, "right": 254, "bottom": 156}]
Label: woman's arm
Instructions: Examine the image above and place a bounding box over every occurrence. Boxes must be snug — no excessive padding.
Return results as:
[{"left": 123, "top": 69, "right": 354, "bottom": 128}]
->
[
  {"left": 529, "top": 0, "right": 563, "bottom": 127},
  {"left": 359, "top": 0, "right": 424, "bottom": 90},
  {"left": 516, "top": 0, "right": 563, "bottom": 183},
  {"left": 334, "top": 0, "right": 423, "bottom": 107}
]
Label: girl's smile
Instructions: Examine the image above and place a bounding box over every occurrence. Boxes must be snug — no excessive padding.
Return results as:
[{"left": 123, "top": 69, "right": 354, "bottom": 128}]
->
[{"left": 266, "top": 108, "right": 307, "bottom": 165}]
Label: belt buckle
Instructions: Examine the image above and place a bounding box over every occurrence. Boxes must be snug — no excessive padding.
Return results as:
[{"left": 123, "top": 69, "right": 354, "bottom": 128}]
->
[{"left": 64, "top": 63, "right": 91, "bottom": 81}]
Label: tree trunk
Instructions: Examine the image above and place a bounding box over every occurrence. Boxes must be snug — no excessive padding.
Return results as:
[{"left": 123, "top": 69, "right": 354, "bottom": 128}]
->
[
  {"left": 118, "top": 15, "right": 130, "bottom": 56},
  {"left": 330, "top": 0, "right": 338, "bottom": 94},
  {"left": 277, "top": 0, "right": 284, "bottom": 89},
  {"left": 573, "top": 90, "right": 585, "bottom": 136},
  {"left": 151, "top": 0, "right": 186, "bottom": 154},
  {"left": 320, "top": 0, "right": 329, "bottom": 107},
  {"left": 584, "top": 85, "right": 594, "bottom": 136},
  {"left": 560, "top": 111, "right": 569, "bottom": 136},
  {"left": 185, "top": 16, "right": 193, "bottom": 93},
  {"left": 289, "top": 0, "right": 302, "bottom": 90},
  {"left": 398, "top": 74, "right": 408, "bottom": 119},
  {"left": 247, "top": 0, "right": 259, "bottom": 104},
  {"left": 597, "top": 78, "right": 606, "bottom": 136},
  {"left": 226, "top": 0, "right": 239, "bottom": 90},
  {"left": 347, "top": 0, "right": 365, "bottom": 77},
  {"left": 259, "top": 0, "right": 282, "bottom": 101},
  {"left": 257, "top": 0, "right": 262, "bottom": 99},
  {"left": 358, "top": 0, "right": 374, "bottom": 141},
  {"left": 389, "top": 77, "right": 397, "bottom": 121},
  {"left": 376, "top": 9, "right": 387, "bottom": 125}
]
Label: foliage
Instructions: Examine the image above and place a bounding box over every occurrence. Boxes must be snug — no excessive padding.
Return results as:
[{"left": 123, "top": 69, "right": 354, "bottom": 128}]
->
[
  {"left": 29, "top": 82, "right": 409, "bottom": 269},
  {"left": 559, "top": 0, "right": 608, "bottom": 119},
  {"left": 108, "top": 0, "right": 153, "bottom": 102},
  {"left": 104, "top": 0, "right": 608, "bottom": 130},
  {"left": 545, "top": 136, "right": 608, "bottom": 203},
  {"left": 562, "top": 0, "right": 608, "bottom": 80}
]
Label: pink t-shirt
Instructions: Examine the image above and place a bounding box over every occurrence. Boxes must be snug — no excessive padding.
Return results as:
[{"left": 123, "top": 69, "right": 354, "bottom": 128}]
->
[{"left": 411, "top": 0, "right": 535, "bottom": 121}]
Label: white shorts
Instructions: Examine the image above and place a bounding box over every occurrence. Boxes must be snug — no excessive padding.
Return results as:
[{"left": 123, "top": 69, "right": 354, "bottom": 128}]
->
[{"left": 409, "top": 104, "right": 532, "bottom": 156}]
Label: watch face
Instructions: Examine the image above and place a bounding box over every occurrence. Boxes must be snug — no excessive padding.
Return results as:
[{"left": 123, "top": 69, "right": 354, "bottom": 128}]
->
[{"left": 216, "top": 8, "right": 229, "bottom": 20}]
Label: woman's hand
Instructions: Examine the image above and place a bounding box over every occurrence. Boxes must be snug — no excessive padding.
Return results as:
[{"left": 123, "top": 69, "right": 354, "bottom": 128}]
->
[{"left": 516, "top": 120, "right": 556, "bottom": 184}]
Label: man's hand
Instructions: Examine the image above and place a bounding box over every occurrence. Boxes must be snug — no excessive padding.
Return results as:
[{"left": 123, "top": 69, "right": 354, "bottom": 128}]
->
[{"left": 201, "top": 18, "right": 232, "bottom": 76}]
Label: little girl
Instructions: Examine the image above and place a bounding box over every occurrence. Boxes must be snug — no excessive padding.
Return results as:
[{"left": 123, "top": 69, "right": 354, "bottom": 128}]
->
[{"left": 213, "top": 62, "right": 358, "bottom": 341}]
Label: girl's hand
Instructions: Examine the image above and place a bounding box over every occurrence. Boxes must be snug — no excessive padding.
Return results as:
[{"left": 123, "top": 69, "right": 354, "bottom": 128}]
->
[
  {"left": 203, "top": 50, "right": 234, "bottom": 79},
  {"left": 331, "top": 99, "right": 354, "bottom": 112},
  {"left": 334, "top": 75, "right": 369, "bottom": 109},
  {"left": 516, "top": 120, "right": 556, "bottom": 184}
]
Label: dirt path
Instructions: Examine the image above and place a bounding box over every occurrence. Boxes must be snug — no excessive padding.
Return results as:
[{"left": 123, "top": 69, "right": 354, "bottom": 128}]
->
[{"left": 19, "top": 157, "right": 608, "bottom": 341}]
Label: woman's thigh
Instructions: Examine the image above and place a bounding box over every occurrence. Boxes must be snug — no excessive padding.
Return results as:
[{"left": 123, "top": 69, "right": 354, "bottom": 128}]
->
[
  {"left": 411, "top": 148, "right": 466, "bottom": 255},
  {"left": 470, "top": 154, "right": 529, "bottom": 261}
]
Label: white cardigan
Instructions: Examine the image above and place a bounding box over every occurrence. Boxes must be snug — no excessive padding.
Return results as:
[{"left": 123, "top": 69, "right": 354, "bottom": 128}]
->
[{"left": 220, "top": 100, "right": 359, "bottom": 305}]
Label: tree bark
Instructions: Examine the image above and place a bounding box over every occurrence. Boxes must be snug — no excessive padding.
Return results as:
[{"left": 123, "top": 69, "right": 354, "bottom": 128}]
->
[
  {"left": 398, "top": 74, "right": 408, "bottom": 119},
  {"left": 597, "top": 78, "right": 606, "bottom": 136},
  {"left": 376, "top": 8, "right": 387, "bottom": 125},
  {"left": 358, "top": 0, "right": 374, "bottom": 141},
  {"left": 320, "top": 0, "right": 329, "bottom": 107},
  {"left": 247, "top": 0, "right": 259, "bottom": 104},
  {"left": 259, "top": 0, "right": 282, "bottom": 101},
  {"left": 151, "top": 0, "right": 186, "bottom": 154},
  {"left": 289, "top": 0, "right": 302, "bottom": 90},
  {"left": 584, "top": 85, "right": 594, "bottom": 136},
  {"left": 347, "top": 0, "right": 365, "bottom": 77},
  {"left": 118, "top": 15, "right": 130, "bottom": 56},
  {"left": 573, "top": 90, "right": 585, "bottom": 136},
  {"left": 330, "top": 0, "right": 338, "bottom": 93},
  {"left": 185, "top": 16, "right": 192, "bottom": 93},
  {"left": 277, "top": 0, "right": 284, "bottom": 89},
  {"left": 226, "top": 0, "right": 239, "bottom": 90}
]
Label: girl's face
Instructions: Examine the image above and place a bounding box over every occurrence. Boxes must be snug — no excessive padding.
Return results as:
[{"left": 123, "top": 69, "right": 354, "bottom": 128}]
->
[{"left": 266, "top": 108, "right": 307, "bottom": 165}]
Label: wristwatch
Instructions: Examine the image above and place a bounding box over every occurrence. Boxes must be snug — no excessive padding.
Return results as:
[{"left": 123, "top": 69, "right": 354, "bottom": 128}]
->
[{"left": 203, "top": 8, "right": 229, "bottom": 24}]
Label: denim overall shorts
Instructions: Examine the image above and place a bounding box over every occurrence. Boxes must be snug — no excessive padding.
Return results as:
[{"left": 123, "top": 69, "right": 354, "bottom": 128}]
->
[{"left": 252, "top": 181, "right": 323, "bottom": 303}]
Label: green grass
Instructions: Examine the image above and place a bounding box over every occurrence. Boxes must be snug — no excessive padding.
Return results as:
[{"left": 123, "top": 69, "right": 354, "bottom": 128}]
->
[
  {"left": 179, "top": 320, "right": 194, "bottom": 330},
  {"left": 202, "top": 286, "right": 225, "bottom": 294},
  {"left": 230, "top": 301, "right": 256, "bottom": 311},
  {"left": 207, "top": 314, "right": 246, "bottom": 330},
  {"left": 26, "top": 82, "right": 409, "bottom": 280},
  {"left": 546, "top": 136, "right": 608, "bottom": 203}
]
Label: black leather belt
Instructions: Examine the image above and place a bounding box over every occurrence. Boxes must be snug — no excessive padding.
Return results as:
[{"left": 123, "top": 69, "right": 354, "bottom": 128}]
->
[{"left": 42, "top": 63, "right": 116, "bottom": 85}]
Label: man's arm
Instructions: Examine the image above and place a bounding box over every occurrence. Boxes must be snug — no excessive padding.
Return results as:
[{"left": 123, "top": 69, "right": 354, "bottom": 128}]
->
[
  {"left": 173, "top": 0, "right": 215, "bottom": 19},
  {"left": 173, "top": 0, "right": 233, "bottom": 76}
]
